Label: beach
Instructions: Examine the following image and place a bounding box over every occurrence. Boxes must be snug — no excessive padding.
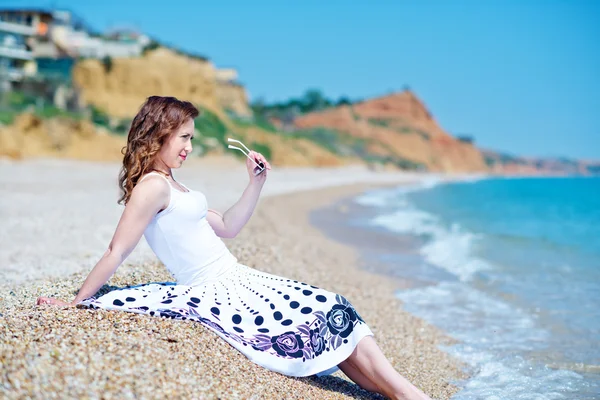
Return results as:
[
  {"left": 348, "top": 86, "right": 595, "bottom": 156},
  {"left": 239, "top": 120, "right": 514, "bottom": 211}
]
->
[{"left": 1, "top": 157, "right": 466, "bottom": 399}]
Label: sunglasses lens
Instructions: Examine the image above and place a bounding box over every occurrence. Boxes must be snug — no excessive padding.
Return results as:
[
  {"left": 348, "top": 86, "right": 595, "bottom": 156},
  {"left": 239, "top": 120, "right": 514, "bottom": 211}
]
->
[{"left": 254, "top": 163, "right": 265, "bottom": 175}]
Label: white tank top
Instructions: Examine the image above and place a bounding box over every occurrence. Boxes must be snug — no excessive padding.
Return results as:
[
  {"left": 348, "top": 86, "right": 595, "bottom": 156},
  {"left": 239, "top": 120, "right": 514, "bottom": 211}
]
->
[{"left": 138, "top": 171, "right": 238, "bottom": 286}]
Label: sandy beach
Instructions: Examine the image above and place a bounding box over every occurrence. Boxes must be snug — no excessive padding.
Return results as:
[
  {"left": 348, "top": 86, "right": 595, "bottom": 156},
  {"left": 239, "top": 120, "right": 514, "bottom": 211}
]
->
[{"left": 1, "top": 157, "right": 466, "bottom": 399}]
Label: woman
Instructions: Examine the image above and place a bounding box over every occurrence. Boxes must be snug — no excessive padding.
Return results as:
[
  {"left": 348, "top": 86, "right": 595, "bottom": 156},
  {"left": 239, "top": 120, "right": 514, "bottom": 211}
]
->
[{"left": 36, "top": 96, "right": 431, "bottom": 400}]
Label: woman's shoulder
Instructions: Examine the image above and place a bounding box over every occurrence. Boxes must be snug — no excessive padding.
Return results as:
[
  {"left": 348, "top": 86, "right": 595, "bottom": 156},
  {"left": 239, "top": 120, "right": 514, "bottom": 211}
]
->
[
  {"left": 131, "top": 173, "right": 171, "bottom": 204},
  {"left": 138, "top": 172, "right": 170, "bottom": 185}
]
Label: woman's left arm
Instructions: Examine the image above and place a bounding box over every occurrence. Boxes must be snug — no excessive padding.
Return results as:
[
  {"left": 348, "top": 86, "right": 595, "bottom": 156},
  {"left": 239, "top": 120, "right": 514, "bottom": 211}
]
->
[{"left": 207, "top": 150, "right": 271, "bottom": 238}]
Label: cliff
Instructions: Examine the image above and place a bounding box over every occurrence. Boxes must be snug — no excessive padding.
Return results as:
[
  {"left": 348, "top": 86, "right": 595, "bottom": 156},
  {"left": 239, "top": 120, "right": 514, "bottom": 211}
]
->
[
  {"left": 0, "top": 113, "right": 125, "bottom": 161},
  {"left": 72, "top": 48, "right": 251, "bottom": 119},
  {"left": 216, "top": 82, "right": 252, "bottom": 117},
  {"left": 482, "top": 150, "right": 600, "bottom": 176},
  {"left": 21, "top": 46, "right": 592, "bottom": 175},
  {"left": 293, "top": 90, "right": 488, "bottom": 172}
]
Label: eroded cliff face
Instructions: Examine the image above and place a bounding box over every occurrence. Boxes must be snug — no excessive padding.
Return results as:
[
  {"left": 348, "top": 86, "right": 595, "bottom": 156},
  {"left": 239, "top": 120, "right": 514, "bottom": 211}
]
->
[
  {"left": 40, "top": 56, "right": 594, "bottom": 175},
  {"left": 216, "top": 82, "right": 252, "bottom": 117},
  {"left": 294, "top": 90, "right": 488, "bottom": 172},
  {"left": 72, "top": 48, "right": 250, "bottom": 118},
  {"left": 0, "top": 113, "right": 125, "bottom": 161}
]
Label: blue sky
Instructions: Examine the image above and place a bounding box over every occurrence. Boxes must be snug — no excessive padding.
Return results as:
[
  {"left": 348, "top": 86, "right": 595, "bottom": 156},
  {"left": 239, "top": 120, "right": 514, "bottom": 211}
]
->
[{"left": 12, "top": 0, "right": 600, "bottom": 159}]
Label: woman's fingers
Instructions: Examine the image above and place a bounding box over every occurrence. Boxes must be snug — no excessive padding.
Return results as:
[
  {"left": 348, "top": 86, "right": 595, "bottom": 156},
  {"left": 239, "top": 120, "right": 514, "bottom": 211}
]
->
[
  {"left": 251, "top": 151, "right": 271, "bottom": 170},
  {"left": 36, "top": 297, "right": 73, "bottom": 307}
]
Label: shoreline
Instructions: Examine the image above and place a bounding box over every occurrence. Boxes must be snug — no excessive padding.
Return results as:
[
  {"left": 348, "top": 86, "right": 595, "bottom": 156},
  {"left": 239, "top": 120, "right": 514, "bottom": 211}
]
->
[{"left": 1, "top": 162, "right": 467, "bottom": 399}]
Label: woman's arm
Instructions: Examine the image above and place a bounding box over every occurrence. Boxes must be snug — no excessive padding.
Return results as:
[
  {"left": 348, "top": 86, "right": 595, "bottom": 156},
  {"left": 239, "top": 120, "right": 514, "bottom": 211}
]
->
[
  {"left": 207, "top": 150, "right": 271, "bottom": 238},
  {"left": 207, "top": 181, "right": 264, "bottom": 239},
  {"left": 36, "top": 176, "right": 170, "bottom": 306}
]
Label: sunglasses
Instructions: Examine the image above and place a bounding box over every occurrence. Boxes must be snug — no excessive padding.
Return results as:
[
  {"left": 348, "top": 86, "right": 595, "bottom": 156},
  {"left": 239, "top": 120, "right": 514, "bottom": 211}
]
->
[{"left": 227, "top": 138, "right": 266, "bottom": 176}]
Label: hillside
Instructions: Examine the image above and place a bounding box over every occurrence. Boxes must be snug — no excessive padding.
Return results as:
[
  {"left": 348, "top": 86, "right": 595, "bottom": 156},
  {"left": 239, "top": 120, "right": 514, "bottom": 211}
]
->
[
  {"left": 3, "top": 45, "right": 594, "bottom": 175},
  {"left": 0, "top": 113, "right": 125, "bottom": 161},
  {"left": 72, "top": 48, "right": 251, "bottom": 119},
  {"left": 293, "top": 90, "right": 488, "bottom": 172},
  {"left": 482, "top": 150, "right": 600, "bottom": 176}
]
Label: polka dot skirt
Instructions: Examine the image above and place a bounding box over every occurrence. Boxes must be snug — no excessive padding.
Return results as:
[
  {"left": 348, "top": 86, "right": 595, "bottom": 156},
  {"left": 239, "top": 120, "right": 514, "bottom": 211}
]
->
[{"left": 79, "top": 263, "right": 374, "bottom": 377}]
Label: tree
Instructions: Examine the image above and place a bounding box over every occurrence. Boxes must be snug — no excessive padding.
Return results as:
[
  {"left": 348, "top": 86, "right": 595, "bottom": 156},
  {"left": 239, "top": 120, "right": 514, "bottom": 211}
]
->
[
  {"left": 301, "top": 89, "right": 327, "bottom": 112},
  {"left": 336, "top": 96, "right": 351, "bottom": 106}
]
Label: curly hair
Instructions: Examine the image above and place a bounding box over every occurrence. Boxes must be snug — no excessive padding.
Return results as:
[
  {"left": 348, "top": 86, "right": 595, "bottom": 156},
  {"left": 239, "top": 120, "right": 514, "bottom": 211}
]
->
[{"left": 118, "top": 96, "right": 199, "bottom": 205}]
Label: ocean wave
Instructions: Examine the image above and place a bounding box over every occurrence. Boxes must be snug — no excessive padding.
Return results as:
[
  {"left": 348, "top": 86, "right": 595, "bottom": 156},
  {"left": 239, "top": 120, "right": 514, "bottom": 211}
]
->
[
  {"left": 396, "top": 282, "right": 588, "bottom": 399},
  {"left": 367, "top": 204, "right": 491, "bottom": 281}
]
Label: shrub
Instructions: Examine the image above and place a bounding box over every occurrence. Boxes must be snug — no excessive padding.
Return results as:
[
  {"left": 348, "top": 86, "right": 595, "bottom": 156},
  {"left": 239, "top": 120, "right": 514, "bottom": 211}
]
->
[
  {"left": 90, "top": 105, "right": 110, "bottom": 128},
  {"left": 367, "top": 118, "right": 391, "bottom": 128},
  {"left": 250, "top": 141, "right": 272, "bottom": 161},
  {"left": 195, "top": 107, "right": 228, "bottom": 148},
  {"left": 102, "top": 56, "right": 113, "bottom": 74},
  {"left": 0, "top": 110, "right": 17, "bottom": 125}
]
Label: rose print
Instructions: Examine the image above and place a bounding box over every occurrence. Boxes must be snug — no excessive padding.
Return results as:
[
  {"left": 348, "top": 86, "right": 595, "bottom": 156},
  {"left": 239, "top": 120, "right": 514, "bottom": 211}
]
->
[{"left": 271, "top": 331, "right": 304, "bottom": 358}]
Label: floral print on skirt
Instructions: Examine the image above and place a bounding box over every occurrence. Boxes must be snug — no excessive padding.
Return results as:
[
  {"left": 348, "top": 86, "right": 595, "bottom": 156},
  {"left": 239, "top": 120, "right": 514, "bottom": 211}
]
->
[{"left": 79, "top": 263, "right": 374, "bottom": 377}]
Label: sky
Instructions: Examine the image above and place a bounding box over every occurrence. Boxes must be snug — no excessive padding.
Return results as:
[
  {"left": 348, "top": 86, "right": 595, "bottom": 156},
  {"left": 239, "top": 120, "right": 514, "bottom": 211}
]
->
[{"left": 9, "top": 0, "right": 600, "bottom": 159}]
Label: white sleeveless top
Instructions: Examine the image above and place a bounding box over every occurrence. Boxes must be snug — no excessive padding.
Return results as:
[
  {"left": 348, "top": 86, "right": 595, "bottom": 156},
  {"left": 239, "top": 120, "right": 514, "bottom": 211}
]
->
[{"left": 138, "top": 172, "right": 238, "bottom": 287}]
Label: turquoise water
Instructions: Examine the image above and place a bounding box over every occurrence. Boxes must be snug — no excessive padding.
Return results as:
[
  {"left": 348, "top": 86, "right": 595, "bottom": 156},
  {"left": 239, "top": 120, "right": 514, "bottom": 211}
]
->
[{"left": 354, "top": 177, "right": 600, "bottom": 399}]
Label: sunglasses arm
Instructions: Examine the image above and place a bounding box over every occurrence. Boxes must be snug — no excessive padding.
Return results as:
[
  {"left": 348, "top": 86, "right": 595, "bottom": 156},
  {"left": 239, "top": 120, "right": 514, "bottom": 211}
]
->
[{"left": 228, "top": 145, "right": 265, "bottom": 171}]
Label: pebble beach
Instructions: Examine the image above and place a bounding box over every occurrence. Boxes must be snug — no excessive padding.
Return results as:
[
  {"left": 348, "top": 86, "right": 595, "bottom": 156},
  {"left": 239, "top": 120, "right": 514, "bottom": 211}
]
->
[{"left": 1, "top": 157, "right": 467, "bottom": 399}]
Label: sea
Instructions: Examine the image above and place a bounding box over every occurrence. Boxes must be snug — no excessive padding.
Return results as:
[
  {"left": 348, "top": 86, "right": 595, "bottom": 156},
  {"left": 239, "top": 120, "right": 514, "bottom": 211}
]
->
[{"left": 349, "top": 176, "right": 600, "bottom": 399}]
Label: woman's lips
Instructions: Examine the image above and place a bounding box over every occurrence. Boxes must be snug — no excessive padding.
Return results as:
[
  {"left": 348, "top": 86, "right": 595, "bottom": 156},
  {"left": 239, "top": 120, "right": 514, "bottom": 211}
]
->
[{"left": 179, "top": 154, "right": 186, "bottom": 160}]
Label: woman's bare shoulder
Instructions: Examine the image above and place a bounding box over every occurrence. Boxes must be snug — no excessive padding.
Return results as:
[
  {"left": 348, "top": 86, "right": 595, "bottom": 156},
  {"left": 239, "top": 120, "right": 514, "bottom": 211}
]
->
[{"left": 129, "top": 174, "right": 171, "bottom": 208}]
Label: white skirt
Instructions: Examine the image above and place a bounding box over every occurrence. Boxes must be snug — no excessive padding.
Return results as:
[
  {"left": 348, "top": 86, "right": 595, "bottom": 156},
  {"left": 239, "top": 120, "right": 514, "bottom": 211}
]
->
[{"left": 80, "top": 263, "right": 374, "bottom": 377}]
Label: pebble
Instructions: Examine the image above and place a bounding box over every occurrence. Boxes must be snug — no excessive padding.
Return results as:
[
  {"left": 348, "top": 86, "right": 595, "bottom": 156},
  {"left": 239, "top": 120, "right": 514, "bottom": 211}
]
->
[{"left": 0, "top": 183, "right": 467, "bottom": 399}]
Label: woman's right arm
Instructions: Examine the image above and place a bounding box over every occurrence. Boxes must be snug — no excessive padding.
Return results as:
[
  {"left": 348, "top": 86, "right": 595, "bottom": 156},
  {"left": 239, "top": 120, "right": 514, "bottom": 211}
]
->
[{"left": 67, "top": 176, "right": 170, "bottom": 305}]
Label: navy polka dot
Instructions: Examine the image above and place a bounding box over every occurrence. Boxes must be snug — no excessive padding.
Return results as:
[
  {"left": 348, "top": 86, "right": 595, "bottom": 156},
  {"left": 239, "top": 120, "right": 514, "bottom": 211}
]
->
[
  {"left": 255, "top": 316, "right": 264, "bottom": 326},
  {"left": 281, "top": 319, "right": 293, "bottom": 326},
  {"left": 258, "top": 328, "right": 269, "bottom": 333},
  {"left": 273, "top": 311, "right": 282, "bottom": 321},
  {"left": 125, "top": 297, "right": 136, "bottom": 302},
  {"left": 113, "top": 299, "right": 124, "bottom": 306},
  {"left": 283, "top": 295, "right": 290, "bottom": 300},
  {"left": 302, "top": 290, "right": 313, "bottom": 296},
  {"left": 270, "top": 304, "right": 275, "bottom": 310},
  {"left": 211, "top": 307, "right": 220, "bottom": 315},
  {"left": 233, "top": 327, "right": 244, "bottom": 333},
  {"left": 290, "top": 301, "right": 300, "bottom": 309},
  {"left": 301, "top": 307, "right": 313, "bottom": 314},
  {"left": 316, "top": 295, "right": 327, "bottom": 303},
  {"left": 232, "top": 314, "right": 242, "bottom": 324},
  {"left": 190, "top": 297, "right": 200, "bottom": 304}
]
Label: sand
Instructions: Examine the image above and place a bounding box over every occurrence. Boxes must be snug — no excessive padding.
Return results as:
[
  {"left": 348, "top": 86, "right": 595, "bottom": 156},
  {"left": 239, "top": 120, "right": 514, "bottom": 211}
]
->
[
  {"left": 0, "top": 155, "right": 440, "bottom": 286},
  {"left": 0, "top": 157, "right": 467, "bottom": 399}
]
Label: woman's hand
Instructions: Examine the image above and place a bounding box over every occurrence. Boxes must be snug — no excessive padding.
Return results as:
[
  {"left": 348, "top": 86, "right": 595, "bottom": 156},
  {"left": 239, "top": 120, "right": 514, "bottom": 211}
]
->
[
  {"left": 247, "top": 150, "right": 271, "bottom": 185},
  {"left": 36, "top": 297, "right": 76, "bottom": 307}
]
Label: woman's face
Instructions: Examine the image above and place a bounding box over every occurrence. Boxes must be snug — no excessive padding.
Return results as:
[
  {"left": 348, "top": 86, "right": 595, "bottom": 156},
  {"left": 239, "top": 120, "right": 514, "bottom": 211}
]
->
[{"left": 156, "top": 118, "right": 195, "bottom": 170}]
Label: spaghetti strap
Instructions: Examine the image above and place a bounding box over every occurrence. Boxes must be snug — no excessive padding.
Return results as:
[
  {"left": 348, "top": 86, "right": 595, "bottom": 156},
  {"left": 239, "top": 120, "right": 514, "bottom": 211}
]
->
[
  {"left": 139, "top": 171, "right": 170, "bottom": 184},
  {"left": 139, "top": 172, "right": 190, "bottom": 193}
]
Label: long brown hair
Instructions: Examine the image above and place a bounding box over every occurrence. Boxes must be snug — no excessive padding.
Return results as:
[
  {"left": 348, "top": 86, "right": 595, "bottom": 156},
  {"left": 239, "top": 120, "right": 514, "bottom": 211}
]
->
[{"left": 118, "top": 96, "right": 199, "bottom": 205}]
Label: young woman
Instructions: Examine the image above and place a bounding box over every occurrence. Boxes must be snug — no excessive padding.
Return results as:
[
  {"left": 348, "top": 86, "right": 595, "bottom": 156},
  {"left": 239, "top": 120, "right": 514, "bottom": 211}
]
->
[{"left": 36, "top": 96, "right": 431, "bottom": 400}]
